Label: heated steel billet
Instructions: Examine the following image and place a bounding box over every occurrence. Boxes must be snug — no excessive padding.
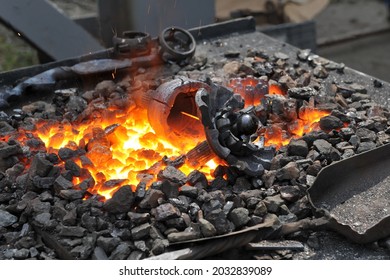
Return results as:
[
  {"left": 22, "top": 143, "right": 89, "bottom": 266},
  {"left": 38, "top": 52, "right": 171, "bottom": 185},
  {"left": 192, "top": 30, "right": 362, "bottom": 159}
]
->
[{"left": 195, "top": 85, "right": 275, "bottom": 176}]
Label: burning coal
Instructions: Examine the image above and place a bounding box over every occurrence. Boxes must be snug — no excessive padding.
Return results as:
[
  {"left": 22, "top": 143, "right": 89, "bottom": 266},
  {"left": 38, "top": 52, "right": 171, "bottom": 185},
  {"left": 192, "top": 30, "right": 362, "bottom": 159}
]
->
[
  {"left": 1, "top": 76, "right": 330, "bottom": 200},
  {"left": 229, "top": 76, "right": 330, "bottom": 148}
]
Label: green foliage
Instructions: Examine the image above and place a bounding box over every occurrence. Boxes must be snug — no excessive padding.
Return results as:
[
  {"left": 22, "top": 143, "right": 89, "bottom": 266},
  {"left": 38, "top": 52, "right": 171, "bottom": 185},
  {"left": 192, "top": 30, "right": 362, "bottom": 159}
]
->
[{"left": 0, "top": 32, "right": 38, "bottom": 72}]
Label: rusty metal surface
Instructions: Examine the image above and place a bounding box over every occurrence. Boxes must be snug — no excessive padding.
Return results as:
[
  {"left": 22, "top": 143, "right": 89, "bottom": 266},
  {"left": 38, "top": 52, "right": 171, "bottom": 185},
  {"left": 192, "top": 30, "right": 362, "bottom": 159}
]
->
[{"left": 308, "top": 143, "right": 390, "bottom": 243}]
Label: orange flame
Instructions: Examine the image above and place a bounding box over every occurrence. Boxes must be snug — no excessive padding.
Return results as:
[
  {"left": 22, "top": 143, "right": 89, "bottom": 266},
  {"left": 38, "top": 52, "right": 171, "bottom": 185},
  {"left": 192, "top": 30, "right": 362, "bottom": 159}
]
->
[
  {"left": 263, "top": 107, "right": 329, "bottom": 149},
  {"left": 7, "top": 78, "right": 329, "bottom": 199},
  {"left": 268, "top": 84, "right": 284, "bottom": 96},
  {"left": 228, "top": 77, "right": 329, "bottom": 149},
  {"left": 181, "top": 111, "right": 200, "bottom": 120},
  {"left": 13, "top": 104, "right": 216, "bottom": 200},
  {"left": 229, "top": 77, "right": 286, "bottom": 107}
]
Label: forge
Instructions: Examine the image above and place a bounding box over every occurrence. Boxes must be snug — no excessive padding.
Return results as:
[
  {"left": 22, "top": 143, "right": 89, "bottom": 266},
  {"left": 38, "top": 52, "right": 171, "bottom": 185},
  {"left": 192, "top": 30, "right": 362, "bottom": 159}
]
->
[{"left": 0, "top": 17, "right": 390, "bottom": 260}]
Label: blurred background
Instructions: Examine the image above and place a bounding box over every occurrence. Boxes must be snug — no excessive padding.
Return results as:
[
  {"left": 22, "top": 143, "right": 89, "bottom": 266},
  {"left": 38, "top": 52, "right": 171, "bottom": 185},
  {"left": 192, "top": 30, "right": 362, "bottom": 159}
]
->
[{"left": 0, "top": 0, "right": 389, "bottom": 82}]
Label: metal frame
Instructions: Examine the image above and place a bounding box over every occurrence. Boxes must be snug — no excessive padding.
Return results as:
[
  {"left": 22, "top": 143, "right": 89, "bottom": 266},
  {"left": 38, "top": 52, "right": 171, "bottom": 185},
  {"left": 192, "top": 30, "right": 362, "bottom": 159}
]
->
[{"left": 0, "top": 0, "right": 104, "bottom": 62}]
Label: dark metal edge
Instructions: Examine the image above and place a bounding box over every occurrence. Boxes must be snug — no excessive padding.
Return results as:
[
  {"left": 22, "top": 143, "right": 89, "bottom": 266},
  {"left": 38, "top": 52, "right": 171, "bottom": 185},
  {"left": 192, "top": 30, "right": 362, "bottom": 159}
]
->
[
  {"left": 307, "top": 143, "right": 390, "bottom": 243},
  {"left": 189, "top": 16, "right": 256, "bottom": 41}
]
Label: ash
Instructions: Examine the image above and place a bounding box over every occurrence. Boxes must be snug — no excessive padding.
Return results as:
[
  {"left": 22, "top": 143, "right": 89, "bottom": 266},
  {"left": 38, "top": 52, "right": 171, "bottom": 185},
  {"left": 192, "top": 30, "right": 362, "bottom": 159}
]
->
[{"left": 331, "top": 175, "right": 390, "bottom": 235}]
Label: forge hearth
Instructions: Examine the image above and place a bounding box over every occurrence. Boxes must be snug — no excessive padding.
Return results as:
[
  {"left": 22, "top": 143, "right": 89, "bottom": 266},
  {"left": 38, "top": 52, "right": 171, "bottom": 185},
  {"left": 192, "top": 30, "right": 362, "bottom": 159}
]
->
[{"left": 1, "top": 18, "right": 390, "bottom": 260}]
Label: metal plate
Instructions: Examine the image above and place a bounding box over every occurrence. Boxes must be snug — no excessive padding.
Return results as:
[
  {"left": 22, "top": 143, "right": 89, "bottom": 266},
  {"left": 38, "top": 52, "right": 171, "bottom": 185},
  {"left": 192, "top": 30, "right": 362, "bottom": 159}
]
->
[{"left": 308, "top": 143, "right": 390, "bottom": 243}]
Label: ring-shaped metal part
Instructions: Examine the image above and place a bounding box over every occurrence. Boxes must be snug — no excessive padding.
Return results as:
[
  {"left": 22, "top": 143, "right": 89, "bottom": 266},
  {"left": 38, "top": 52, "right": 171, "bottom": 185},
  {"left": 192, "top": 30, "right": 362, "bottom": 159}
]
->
[
  {"left": 159, "top": 26, "right": 196, "bottom": 61},
  {"left": 113, "top": 31, "right": 152, "bottom": 54}
]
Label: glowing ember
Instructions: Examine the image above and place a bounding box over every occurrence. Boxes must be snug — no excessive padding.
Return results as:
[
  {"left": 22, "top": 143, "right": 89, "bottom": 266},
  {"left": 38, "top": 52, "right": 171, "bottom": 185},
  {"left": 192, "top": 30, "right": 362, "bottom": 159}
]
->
[
  {"left": 268, "top": 84, "right": 284, "bottom": 96},
  {"left": 228, "top": 76, "right": 329, "bottom": 149},
  {"left": 229, "top": 76, "right": 286, "bottom": 107},
  {"left": 263, "top": 125, "right": 290, "bottom": 148},
  {"left": 263, "top": 107, "right": 330, "bottom": 149},
  {"left": 6, "top": 78, "right": 329, "bottom": 200},
  {"left": 180, "top": 111, "right": 200, "bottom": 120}
]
